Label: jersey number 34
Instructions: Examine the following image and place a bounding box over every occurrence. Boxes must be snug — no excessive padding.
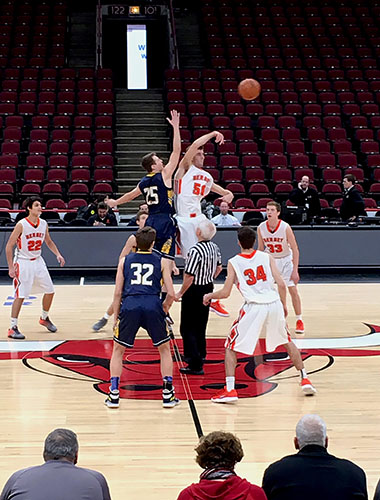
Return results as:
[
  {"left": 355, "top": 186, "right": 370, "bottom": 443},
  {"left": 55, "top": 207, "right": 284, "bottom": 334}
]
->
[{"left": 244, "top": 265, "right": 267, "bottom": 285}]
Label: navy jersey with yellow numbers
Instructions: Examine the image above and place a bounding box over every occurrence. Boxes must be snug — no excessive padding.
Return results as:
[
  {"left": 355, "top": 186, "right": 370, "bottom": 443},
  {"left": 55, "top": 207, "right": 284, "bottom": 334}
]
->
[
  {"left": 138, "top": 172, "right": 174, "bottom": 215},
  {"left": 122, "top": 251, "right": 162, "bottom": 299}
]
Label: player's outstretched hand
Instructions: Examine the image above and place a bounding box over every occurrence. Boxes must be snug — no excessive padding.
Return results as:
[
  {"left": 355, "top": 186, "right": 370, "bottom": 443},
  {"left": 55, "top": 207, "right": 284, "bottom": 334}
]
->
[
  {"left": 166, "top": 109, "right": 180, "bottom": 128},
  {"left": 214, "top": 131, "right": 224, "bottom": 144},
  {"left": 218, "top": 191, "right": 234, "bottom": 205},
  {"left": 8, "top": 265, "right": 16, "bottom": 279},
  {"left": 203, "top": 293, "right": 213, "bottom": 306},
  {"left": 290, "top": 269, "right": 299, "bottom": 285},
  {"left": 105, "top": 197, "right": 117, "bottom": 209},
  {"left": 57, "top": 254, "right": 65, "bottom": 267}
]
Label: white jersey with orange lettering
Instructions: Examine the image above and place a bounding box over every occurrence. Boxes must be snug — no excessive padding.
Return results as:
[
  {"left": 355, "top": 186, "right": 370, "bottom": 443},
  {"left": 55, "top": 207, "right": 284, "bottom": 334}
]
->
[
  {"left": 175, "top": 164, "right": 213, "bottom": 217},
  {"left": 15, "top": 217, "right": 47, "bottom": 260},
  {"left": 229, "top": 250, "right": 278, "bottom": 304},
  {"left": 257, "top": 219, "right": 291, "bottom": 259},
  {"left": 13, "top": 217, "right": 54, "bottom": 298},
  {"left": 175, "top": 165, "right": 214, "bottom": 257},
  {"left": 225, "top": 250, "right": 289, "bottom": 355}
]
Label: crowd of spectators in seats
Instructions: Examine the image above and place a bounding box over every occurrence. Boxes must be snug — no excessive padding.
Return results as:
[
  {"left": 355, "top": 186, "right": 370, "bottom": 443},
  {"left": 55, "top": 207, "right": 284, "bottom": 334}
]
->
[{"left": 2, "top": 416, "right": 378, "bottom": 499}]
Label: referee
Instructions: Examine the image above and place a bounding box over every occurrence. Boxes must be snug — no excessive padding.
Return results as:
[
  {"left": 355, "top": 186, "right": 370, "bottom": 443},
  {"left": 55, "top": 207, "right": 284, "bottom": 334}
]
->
[{"left": 175, "top": 220, "right": 222, "bottom": 375}]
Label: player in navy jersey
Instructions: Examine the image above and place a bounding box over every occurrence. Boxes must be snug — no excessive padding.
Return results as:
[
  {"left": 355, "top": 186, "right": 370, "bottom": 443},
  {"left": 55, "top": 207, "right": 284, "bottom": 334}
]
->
[
  {"left": 105, "top": 226, "right": 179, "bottom": 409},
  {"left": 106, "top": 110, "right": 180, "bottom": 260}
]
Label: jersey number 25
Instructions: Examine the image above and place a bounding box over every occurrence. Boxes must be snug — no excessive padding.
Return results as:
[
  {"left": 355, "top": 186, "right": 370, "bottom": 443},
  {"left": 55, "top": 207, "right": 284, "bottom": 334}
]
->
[{"left": 143, "top": 186, "right": 159, "bottom": 205}]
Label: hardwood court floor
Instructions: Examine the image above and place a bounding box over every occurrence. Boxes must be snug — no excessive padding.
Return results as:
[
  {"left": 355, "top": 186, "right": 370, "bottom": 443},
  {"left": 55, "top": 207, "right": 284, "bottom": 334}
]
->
[{"left": 0, "top": 282, "right": 380, "bottom": 499}]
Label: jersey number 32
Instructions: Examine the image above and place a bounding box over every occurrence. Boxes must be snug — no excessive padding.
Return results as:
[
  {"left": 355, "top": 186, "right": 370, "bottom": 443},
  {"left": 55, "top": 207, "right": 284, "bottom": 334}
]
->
[{"left": 130, "top": 263, "right": 154, "bottom": 286}]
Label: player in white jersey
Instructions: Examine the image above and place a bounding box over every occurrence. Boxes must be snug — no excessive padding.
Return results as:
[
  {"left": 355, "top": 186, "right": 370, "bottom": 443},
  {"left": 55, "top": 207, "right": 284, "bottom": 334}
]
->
[
  {"left": 175, "top": 130, "right": 234, "bottom": 317},
  {"left": 5, "top": 197, "right": 65, "bottom": 339},
  {"left": 257, "top": 201, "right": 305, "bottom": 336},
  {"left": 203, "top": 226, "right": 316, "bottom": 403}
]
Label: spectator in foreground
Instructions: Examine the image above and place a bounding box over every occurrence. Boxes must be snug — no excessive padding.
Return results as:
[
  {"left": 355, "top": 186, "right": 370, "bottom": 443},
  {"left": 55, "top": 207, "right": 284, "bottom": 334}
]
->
[
  {"left": 340, "top": 174, "right": 366, "bottom": 221},
  {"left": 289, "top": 175, "right": 321, "bottom": 219},
  {"left": 0, "top": 428, "right": 111, "bottom": 500},
  {"left": 87, "top": 202, "right": 118, "bottom": 226},
  {"left": 177, "top": 431, "right": 267, "bottom": 500},
  {"left": 262, "top": 414, "right": 367, "bottom": 500},
  {"left": 127, "top": 202, "right": 149, "bottom": 226},
  {"left": 211, "top": 201, "right": 241, "bottom": 226}
]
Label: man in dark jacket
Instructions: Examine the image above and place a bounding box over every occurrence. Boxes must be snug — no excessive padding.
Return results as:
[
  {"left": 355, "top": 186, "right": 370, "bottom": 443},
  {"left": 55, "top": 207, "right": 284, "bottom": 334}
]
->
[
  {"left": 177, "top": 431, "right": 267, "bottom": 500},
  {"left": 340, "top": 174, "right": 366, "bottom": 221},
  {"left": 262, "top": 414, "right": 367, "bottom": 500},
  {"left": 289, "top": 175, "right": 320, "bottom": 218},
  {"left": 87, "top": 202, "right": 118, "bottom": 226}
]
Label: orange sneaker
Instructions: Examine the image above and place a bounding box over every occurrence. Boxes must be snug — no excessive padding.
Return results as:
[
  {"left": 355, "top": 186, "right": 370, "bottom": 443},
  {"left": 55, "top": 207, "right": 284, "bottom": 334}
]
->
[
  {"left": 295, "top": 319, "right": 305, "bottom": 336},
  {"left": 210, "top": 300, "right": 230, "bottom": 317},
  {"left": 211, "top": 387, "right": 238, "bottom": 403},
  {"left": 301, "top": 378, "right": 316, "bottom": 396}
]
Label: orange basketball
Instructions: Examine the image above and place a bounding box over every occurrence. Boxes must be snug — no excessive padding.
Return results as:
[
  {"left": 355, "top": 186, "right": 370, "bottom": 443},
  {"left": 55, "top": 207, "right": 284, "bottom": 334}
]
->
[{"left": 238, "top": 78, "right": 261, "bottom": 101}]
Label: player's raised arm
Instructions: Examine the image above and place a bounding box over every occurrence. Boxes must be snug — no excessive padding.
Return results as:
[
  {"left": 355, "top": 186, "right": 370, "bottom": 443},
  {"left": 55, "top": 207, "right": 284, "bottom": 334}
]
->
[
  {"left": 105, "top": 186, "right": 142, "bottom": 209},
  {"left": 286, "top": 225, "right": 300, "bottom": 285},
  {"left": 203, "top": 261, "right": 236, "bottom": 305},
  {"left": 210, "top": 182, "right": 234, "bottom": 205},
  {"left": 118, "top": 235, "right": 137, "bottom": 260},
  {"left": 113, "top": 257, "right": 125, "bottom": 327},
  {"left": 269, "top": 255, "right": 288, "bottom": 317},
  {"left": 162, "top": 110, "right": 181, "bottom": 185},
  {"left": 257, "top": 227, "right": 265, "bottom": 251},
  {"left": 161, "top": 258, "right": 175, "bottom": 313},
  {"left": 176, "top": 131, "right": 225, "bottom": 178},
  {"left": 5, "top": 223, "right": 23, "bottom": 278},
  {"left": 44, "top": 226, "right": 65, "bottom": 266}
]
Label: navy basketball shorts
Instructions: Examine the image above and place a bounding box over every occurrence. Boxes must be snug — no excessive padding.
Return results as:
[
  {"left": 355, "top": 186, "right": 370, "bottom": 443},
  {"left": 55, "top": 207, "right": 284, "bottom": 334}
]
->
[
  {"left": 114, "top": 295, "right": 170, "bottom": 348},
  {"left": 146, "top": 214, "right": 176, "bottom": 260}
]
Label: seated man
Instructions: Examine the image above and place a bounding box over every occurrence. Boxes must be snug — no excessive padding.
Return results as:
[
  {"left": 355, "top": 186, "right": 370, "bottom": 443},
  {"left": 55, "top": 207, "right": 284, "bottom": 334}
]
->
[
  {"left": 87, "top": 202, "right": 118, "bottom": 226},
  {"left": 177, "top": 431, "right": 267, "bottom": 500},
  {"left": 211, "top": 201, "right": 241, "bottom": 226},
  {"left": 127, "top": 202, "right": 149, "bottom": 226},
  {"left": 0, "top": 428, "right": 111, "bottom": 500},
  {"left": 262, "top": 414, "right": 367, "bottom": 500}
]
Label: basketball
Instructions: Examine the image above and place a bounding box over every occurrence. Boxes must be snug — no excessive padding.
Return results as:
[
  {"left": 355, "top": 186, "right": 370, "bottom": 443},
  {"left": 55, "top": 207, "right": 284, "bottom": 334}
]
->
[{"left": 238, "top": 78, "right": 261, "bottom": 101}]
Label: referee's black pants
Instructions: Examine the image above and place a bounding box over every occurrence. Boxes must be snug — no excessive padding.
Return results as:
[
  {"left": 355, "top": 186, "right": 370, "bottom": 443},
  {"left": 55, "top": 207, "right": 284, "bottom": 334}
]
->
[{"left": 180, "top": 282, "right": 213, "bottom": 371}]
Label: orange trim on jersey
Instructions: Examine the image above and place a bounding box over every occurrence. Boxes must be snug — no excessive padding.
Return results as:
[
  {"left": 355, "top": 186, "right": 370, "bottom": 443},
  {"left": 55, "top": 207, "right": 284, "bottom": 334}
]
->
[
  {"left": 238, "top": 250, "right": 256, "bottom": 259},
  {"left": 226, "top": 307, "right": 246, "bottom": 350},
  {"left": 177, "top": 179, "right": 182, "bottom": 194},
  {"left": 266, "top": 219, "right": 281, "bottom": 234},
  {"left": 26, "top": 217, "right": 40, "bottom": 229},
  {"left": 13, "top": 262, "right": 20, "bottom": 299}
]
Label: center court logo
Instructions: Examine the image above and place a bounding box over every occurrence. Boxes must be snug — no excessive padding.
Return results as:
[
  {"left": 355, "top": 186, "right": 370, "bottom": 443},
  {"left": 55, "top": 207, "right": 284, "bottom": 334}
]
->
[{"left": 3, "top": 323, "right": 380, "bottom": 400}]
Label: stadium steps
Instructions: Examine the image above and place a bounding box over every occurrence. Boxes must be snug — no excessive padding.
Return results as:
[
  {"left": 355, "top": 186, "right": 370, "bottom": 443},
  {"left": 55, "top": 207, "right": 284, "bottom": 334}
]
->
[
  {"left": 68, "top": 11, "right": 96, "bottom": 67},
  {"left": 115, "top": 89, "right": 170, "bottom": 214},
  {"left": 174, "top": 11, "right": 204, "bottom": 69}
]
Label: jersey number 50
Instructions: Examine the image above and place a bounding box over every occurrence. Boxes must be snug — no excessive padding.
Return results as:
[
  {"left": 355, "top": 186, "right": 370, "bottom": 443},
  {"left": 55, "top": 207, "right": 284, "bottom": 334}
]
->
[
  {"left": 244, "top": 265, "right": 267, "bottom": 285},
  {"left": 130, "top": 263, "right": 154, "bottom": 286}
]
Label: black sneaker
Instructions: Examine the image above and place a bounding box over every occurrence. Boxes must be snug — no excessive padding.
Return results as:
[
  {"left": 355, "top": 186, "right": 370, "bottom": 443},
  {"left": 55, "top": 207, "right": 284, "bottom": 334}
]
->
[
  {"left": 7, "top": 326, "right": 25, "bottom": 340},
  {"left": 92, "top": 317, "right": 108, "bottom": 332},
  {"left": 162, "top": 388, "right": 180, "bottom": 408},
  {"left": 104, "top": 390, "right": 119, "bottom": 408},
  {"left": 39, "top": 317, "right": 57, "bottom": 333}
]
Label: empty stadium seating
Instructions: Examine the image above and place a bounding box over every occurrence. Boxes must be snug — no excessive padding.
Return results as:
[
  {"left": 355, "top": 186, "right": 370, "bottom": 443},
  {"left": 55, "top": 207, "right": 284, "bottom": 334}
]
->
[{"left": 165, "top": 0, "right": 380, "bottom": 210}]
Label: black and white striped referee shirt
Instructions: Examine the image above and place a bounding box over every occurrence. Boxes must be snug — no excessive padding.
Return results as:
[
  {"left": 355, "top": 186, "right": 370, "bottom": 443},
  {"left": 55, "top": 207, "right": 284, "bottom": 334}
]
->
[{"left": 184, "top": 240, "right": 222, "bottom": 286}]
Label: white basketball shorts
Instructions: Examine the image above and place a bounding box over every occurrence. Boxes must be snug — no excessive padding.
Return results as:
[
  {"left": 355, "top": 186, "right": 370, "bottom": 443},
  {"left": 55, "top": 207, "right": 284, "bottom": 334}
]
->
[
  {"left": 225, "top": 299, "right": 290, "bottom": 354},
  {"left": 176, "top": 213, "right": 207, "bottom": 258},
  {"left": 274, "top": 254, "right": 295, "bottom": 287},
  {"left": 13, "top": 257, "right": 54, "bottom": 299}
]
